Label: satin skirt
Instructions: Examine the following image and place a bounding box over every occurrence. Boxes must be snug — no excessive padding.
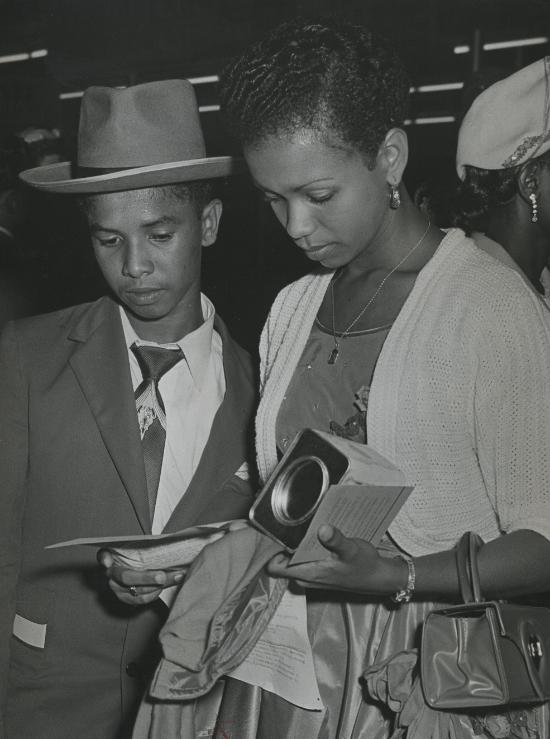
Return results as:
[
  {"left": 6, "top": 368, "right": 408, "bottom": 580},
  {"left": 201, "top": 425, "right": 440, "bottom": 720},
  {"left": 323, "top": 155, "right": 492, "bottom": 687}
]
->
[
  {"left": 208, "top": 592, "right": 547, "bottom": 739},
  {"left": 133, "top": 559, "right": 548, "bottom": 739}
]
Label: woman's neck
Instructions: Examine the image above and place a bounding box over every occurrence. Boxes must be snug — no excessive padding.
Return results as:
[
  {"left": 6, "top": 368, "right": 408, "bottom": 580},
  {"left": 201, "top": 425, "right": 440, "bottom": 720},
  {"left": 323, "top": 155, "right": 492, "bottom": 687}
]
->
[
  {"left": 486, "top": 212, "right": 549, "bottom": 293},
  {"left": 343, "top": 196, "right": 438, "bottom": 281}
]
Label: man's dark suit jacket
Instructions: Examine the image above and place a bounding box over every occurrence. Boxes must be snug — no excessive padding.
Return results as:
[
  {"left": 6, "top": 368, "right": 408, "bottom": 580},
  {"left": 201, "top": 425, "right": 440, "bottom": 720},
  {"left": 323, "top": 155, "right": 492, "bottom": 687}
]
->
[{"left": 0, "top": 296, "right": 257, "bottom": 739}]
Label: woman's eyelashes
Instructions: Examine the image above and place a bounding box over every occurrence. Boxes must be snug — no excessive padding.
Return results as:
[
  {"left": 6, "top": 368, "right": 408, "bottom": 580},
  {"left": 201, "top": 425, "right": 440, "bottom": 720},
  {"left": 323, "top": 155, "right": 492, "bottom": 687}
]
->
[
  {"left": 262, "top": 191, "right": 335, "bottom": 205},
  {"left": 307, "top": 192, "right": 334, "bottom": 204}
]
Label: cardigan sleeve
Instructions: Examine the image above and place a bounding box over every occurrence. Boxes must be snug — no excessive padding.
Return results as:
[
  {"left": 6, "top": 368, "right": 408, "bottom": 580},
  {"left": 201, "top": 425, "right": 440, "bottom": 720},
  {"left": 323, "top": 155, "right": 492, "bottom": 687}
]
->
[{"left": 473, "top": 286, "right": 550, "bottom": 542}]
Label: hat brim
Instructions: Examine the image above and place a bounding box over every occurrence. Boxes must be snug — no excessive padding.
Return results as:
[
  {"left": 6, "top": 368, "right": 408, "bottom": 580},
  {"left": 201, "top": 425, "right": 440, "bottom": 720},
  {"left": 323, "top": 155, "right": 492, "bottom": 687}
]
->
[{"left": 19, "top": 156, "right": 244, "bottom": 194}]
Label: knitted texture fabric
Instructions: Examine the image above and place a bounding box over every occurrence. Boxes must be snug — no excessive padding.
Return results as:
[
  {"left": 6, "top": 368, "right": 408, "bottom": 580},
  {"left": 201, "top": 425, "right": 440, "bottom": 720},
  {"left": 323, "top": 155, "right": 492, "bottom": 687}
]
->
[{"left": 256, "top": 229, "right": 550, "bottom": 556}]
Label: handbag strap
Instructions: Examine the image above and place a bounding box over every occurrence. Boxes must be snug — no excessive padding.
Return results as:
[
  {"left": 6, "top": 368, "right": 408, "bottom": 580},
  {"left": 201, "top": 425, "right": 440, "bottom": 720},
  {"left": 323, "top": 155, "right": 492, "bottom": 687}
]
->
[{"left": 455, "top": 532, "right": 484, "bottom": 603}]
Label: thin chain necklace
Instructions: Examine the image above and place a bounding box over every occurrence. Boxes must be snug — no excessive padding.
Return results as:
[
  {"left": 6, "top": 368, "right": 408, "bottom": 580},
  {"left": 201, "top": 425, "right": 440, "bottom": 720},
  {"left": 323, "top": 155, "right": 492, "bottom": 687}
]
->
[{"left": 328, "top": 219, "right": 431, "bottom": 364}]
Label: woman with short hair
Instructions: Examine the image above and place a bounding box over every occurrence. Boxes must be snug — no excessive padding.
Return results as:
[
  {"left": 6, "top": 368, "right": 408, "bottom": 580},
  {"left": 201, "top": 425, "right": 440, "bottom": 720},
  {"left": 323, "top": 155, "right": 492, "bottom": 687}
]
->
[{"left": 136, "top": 23, "right": 550, "bottom": 739}]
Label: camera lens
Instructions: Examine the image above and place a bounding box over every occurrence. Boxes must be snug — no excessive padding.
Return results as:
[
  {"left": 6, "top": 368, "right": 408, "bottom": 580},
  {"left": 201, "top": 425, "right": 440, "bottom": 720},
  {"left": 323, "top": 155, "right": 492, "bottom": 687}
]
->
[{"left": 271, "top": 455, "right": 329, "bottom": 525}]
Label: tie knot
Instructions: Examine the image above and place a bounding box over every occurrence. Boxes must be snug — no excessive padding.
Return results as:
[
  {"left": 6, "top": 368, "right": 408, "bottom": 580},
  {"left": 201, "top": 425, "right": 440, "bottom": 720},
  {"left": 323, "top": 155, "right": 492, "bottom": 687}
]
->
[{"left": 131, "top": 343, "right": 184, "bottom": 382}]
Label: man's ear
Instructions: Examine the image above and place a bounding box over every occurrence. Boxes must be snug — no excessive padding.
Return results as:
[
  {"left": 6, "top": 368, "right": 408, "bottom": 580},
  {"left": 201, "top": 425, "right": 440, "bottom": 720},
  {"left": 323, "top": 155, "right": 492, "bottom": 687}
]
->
[
  {"left": 200, "top": 198, "right": 223, "bottom": 247},
  {"left": 377, "top": 127, "right": 409, "bottom": 188}
]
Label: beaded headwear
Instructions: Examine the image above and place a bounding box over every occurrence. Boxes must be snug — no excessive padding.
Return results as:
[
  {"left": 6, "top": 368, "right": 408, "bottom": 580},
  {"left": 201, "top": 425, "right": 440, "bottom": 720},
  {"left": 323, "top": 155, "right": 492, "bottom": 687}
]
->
[{"left": 456, "top": 57, "right": 550, "bottom": 179}]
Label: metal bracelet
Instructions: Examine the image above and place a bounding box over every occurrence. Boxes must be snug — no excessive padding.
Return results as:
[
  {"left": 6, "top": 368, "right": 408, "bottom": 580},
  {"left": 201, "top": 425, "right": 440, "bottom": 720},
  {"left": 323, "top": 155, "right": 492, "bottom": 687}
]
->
[{"left": 390, "top": 555, "right": 416, "bottom": 604}]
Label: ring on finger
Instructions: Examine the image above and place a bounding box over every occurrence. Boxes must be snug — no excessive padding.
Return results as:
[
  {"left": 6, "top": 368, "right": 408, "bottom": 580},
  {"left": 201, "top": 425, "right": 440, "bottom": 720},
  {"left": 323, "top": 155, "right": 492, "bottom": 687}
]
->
[{"left": 128, "top": 585, "right": 138, "bottom": 597}]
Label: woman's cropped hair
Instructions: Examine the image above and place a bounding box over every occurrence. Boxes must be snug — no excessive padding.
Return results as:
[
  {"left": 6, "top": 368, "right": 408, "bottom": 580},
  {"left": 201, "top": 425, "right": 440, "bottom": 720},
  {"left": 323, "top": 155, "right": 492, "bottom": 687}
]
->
[{"left": 220, "top": 17, "right": 410, "bottom": 165}]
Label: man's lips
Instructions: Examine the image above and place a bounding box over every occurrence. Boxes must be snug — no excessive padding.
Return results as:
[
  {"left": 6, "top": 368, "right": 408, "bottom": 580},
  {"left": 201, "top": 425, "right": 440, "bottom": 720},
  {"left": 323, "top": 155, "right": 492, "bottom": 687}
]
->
[{"left": 124, "top": 287, "right": 164, "bottom": 305}]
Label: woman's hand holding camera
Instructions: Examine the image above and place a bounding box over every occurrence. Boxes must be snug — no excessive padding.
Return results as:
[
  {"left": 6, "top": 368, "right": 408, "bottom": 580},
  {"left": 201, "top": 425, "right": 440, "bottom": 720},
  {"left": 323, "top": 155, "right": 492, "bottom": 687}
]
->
[{"left": 267, "top": 524, "right": 408, "bottom": 595}]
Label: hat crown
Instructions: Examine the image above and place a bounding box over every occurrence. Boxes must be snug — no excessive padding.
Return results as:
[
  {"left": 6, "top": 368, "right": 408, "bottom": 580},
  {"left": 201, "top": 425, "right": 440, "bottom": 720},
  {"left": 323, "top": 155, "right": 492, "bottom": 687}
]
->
[
  {"left": 456, "top": 57, "right": 550, "bottom": 178},
  {"left": 77, "top": 80, "right": 206, "bottom": 169}
]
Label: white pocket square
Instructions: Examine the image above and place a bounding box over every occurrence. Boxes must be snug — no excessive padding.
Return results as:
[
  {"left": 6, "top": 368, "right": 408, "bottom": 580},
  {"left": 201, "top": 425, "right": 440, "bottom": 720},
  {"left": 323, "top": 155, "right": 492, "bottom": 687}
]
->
[{"left": 13, "top": 613, "right": 47, "bottom": 649}]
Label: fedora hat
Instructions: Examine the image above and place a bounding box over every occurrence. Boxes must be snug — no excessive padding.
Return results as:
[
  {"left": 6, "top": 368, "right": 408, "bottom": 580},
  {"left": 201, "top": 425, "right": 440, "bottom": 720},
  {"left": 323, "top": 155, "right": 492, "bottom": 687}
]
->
[{"left": 20, "top": 79, "right": 242, "bottom": 194}]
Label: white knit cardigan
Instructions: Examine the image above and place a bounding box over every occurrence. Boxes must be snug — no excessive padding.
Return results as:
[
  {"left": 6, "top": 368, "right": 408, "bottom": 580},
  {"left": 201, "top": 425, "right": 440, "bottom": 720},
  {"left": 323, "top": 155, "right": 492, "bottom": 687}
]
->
[{"left": 255, "top": 229, "right": 550, "bottom": 556}]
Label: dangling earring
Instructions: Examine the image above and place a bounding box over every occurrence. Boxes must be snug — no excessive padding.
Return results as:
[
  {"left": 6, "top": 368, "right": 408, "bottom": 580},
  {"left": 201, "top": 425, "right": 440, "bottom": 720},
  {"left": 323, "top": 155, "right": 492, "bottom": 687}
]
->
[
  {"left": 389, "top": 183, "right": 401, "bottom": 210},
  {"left": 530, "top": 192, "right": 538, "bottom": 223}
]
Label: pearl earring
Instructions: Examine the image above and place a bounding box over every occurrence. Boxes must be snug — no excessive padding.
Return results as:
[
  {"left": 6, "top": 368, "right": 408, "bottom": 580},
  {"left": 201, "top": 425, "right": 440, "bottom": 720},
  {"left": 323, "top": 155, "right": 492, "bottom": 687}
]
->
[{"left": 530, "top": 192, "right": 538, "bottom": 223}]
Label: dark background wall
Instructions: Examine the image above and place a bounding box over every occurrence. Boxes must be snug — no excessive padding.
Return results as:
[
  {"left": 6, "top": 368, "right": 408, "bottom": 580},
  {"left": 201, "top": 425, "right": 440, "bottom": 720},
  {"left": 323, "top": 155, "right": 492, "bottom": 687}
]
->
[{"left": 1, "top": 0, "right": 549, "bottom": 349}]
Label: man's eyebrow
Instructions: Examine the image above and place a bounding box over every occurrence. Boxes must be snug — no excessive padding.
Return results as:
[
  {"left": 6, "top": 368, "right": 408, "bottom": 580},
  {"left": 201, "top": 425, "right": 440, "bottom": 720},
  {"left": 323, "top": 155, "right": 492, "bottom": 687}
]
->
[{"left": 141, "top": 215, "right": 181, "bottom": 228}]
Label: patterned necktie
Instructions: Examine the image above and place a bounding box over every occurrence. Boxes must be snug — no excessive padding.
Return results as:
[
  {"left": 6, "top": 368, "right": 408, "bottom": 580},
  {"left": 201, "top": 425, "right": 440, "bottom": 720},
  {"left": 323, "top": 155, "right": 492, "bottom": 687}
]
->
[{"left": 131, "top": 343, "right": 184, "bottom": 518}]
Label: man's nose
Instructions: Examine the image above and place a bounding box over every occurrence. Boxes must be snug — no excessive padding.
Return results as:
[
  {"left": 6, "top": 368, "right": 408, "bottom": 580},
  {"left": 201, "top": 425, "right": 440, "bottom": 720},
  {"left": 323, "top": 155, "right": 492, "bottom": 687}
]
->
[{"left": 122, "top": 241, "right": 153, "bottom": 278}]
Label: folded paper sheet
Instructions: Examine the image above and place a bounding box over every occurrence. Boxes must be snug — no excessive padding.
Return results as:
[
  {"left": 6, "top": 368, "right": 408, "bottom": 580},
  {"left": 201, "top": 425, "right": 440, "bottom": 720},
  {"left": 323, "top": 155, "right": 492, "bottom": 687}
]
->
[
  {"left": 46, "top": 520, "right": 241, "bottom": 570},
  {"left": 228, "top": 588, "right": 323, "bottom": 710}
]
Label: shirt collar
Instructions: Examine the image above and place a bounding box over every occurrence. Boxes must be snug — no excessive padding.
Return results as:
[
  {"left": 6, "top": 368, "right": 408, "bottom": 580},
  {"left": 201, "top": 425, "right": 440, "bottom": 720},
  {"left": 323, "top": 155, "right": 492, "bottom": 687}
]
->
[{"left": 119, "top": 293, "right": 216, "bottom": 390}]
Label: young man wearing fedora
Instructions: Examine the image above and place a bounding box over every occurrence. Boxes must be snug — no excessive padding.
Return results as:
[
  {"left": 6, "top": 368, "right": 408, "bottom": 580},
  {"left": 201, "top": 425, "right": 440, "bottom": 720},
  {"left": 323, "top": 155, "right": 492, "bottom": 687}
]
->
[{"left": 0, "top": 80, "right": 256, "bottom": 739}]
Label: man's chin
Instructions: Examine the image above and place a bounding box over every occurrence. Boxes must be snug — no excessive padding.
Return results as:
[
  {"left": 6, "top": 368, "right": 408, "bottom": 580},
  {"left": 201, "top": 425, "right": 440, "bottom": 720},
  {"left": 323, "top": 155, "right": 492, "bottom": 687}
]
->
[{"left": 121, "top": 301, "right": 167, "bottom": 323}]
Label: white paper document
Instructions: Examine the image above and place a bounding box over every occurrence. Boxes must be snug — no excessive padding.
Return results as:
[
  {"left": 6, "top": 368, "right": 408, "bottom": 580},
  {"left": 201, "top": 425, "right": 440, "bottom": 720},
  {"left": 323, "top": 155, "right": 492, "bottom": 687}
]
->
[
  {"left": 228, "top": 588, "right": 324, "bottom": 711},
  {"left": 45, "top": 520, "right": 240, "bottom": 570}
]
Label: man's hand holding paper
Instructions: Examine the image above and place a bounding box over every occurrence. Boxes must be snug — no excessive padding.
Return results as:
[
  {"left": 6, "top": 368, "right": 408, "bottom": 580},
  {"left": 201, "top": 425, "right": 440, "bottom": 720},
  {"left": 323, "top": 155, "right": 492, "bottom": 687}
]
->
[
  {"left": 97, "top": 520, "right": 249, "bottom": 606},
  {"left": 48, "top": 520, "right": 247, "bottom": 607},
  {"left": 98, "top": 549, "right": 187, "bottom": 605}
]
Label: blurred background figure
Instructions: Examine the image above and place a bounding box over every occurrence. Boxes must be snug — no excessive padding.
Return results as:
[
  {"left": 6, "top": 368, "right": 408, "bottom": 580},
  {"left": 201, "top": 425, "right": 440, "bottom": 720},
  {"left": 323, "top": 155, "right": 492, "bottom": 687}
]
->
[
  {"left": 0, "top": 130, "right": 57, "bottom": 327},
  {"left": 413, "top": 174, "right": 455, "bottom": 227}
]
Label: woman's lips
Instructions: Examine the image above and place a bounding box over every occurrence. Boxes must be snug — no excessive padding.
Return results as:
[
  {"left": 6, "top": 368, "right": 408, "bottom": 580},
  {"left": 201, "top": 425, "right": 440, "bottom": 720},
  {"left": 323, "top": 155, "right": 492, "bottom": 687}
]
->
[{"left": 303, "top": 243, "right": 336, "bottom": 260}]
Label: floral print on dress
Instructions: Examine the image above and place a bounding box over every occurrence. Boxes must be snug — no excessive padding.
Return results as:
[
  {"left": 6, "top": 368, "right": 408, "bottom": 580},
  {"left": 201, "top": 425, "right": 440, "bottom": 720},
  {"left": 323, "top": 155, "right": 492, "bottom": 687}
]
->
[{"left": 329, "top": 384, "right": 371, "bottom": 444}]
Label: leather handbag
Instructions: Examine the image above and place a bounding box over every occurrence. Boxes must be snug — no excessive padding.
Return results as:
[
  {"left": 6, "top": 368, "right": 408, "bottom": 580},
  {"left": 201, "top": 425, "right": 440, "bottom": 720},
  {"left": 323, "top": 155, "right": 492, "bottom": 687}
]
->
[{"left": 421, "top": 532, "right": 550, "bottom": 709}]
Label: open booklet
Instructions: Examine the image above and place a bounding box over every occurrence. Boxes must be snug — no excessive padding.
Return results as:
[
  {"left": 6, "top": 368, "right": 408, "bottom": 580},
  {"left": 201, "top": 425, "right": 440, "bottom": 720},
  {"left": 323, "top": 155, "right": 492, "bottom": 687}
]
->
[{"left": 46, "top": 520, "right": 242, "bottom": 571}]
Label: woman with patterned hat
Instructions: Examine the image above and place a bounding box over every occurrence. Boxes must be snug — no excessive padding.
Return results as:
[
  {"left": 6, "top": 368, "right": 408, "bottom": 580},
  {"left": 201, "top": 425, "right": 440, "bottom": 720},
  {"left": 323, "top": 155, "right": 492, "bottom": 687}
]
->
[{"left": 454, "top": 57, "right": 550, "bottom": 296}]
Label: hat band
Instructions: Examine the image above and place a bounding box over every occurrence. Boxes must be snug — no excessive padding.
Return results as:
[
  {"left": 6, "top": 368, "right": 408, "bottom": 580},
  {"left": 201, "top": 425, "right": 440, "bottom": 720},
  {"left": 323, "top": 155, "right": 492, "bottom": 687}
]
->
[{"left": 75, "top": 165, "right": 138, "bottom": 178}]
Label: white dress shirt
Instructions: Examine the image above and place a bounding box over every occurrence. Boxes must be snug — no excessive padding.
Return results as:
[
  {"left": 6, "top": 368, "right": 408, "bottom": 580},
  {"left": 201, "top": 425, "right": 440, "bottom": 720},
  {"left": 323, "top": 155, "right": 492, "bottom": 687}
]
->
[{"left": 120, "top": 294, "right": 225, "bottom": 534}]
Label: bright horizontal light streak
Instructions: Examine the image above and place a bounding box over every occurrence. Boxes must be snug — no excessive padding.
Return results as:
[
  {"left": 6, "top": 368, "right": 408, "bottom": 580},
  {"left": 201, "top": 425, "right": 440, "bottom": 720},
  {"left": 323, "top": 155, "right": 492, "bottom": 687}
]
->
[
  {"left": 0, "top": 49, "right": 49, "bottom": 64},
  {"left": 198, "top": 104, "right": 220, "bottom": 113},
  {"left": 405, "top": 116, "right": 456, "bottom": 125},
  {"left": 455, "top": 37, "right": 548, "bottom": 54},
  {"left": 0, "top": 53, "right": 30, "bottom": 64},
  {"left": 410, "top": 82, "right": 464, "bottom": 93},
  {"left": 188, "top": 75, "right": 219, "bottom": 85},
  {"left": 485, "top": 37, "right": 548, "bottom": 50},
  {"left": 59, "top": 91, "right": 84, "bottom": 100}
]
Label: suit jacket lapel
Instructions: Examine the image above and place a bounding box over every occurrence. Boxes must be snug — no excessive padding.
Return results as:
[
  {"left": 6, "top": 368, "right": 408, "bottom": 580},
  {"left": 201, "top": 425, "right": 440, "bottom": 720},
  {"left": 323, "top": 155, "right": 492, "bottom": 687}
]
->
[
  {"left": 164, "top": 318, "right": 255, "bottom": 532},
  {"left": 67, "top": 297, "right": 150, "bottom": 533}
]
